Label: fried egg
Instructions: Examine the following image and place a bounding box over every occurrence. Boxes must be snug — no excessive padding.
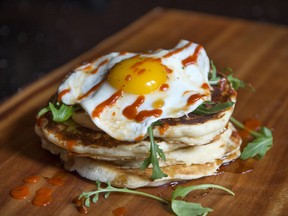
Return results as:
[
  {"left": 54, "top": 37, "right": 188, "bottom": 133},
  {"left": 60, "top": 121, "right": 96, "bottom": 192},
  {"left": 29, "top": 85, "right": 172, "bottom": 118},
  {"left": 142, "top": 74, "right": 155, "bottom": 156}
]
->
[{"left": 58, "top": 40, "right": 211, "bottom": 141}]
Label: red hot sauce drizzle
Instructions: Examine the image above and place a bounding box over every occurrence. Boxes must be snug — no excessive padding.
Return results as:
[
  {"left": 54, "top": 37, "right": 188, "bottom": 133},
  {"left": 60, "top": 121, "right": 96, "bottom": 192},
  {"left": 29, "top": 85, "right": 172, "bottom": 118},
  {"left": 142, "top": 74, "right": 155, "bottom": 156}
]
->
[
  {"left": 158, "top": 122, "right": 169, "bottom": 135},
  {"left": 66, "top": 140, "right": 77, "bottom": 151},
  {"left": 130, "top": 58, "right": 171, "bottom": 77},
  {"left": 131, "top": 58, "right": 154, "bottom": 71},
  {"left": 57, "top": 89, "right": 70, "bottom": 102},
  {"left": 165, "top": 67, "right": 173, "bottom": 74},
  {"left": 160, "top": 83, "right": 169, "bottom": 91},
  {"left": 135, "top": 109, "right": 162, "bottom": 122},
  {"left": 92, "top": 90, "right": 123, "bottom": 118},
  {"left": 137, "top": 68, "right": 146, "bottom": 75},
  {"left": 36, "top": 116, "right": 44, "bottom": 126},
  {"left": 163, "top": 41, "right": 193, "bottom": 58},
  {"left": 119, "top": 51, "right": 128, "bottom": 56},
  {"left": 125, "top": 74, "right": 132, "bottom": 81},
  {"left": 134, "top": 135, "right": 144, "bottom": 141},
  {"left": 122, "top": 94, "right": 163, "bottom": 130},
  {"left": 82, "top": 64, "right": 93, "bottom": 72},
  {"left": 77, "top": 80, "right": 105, "bottom": 100},
  {"left": 201, "top": 83, "right": 210, "bottom": 91},
  {"left": 182, "top": 44, "right": 203, "bottom": 67},
  {"left": 122, "top": 95, "right": 145, "bottom": 119},
  {"left": 201, "top": 83, "right": 210, "bottom": 95},
  {"left": 91, "top": 59, "right": 108, "bottom": 74},
  {"left": 187, "top": 93, "right": 205, "bottom": 106}
]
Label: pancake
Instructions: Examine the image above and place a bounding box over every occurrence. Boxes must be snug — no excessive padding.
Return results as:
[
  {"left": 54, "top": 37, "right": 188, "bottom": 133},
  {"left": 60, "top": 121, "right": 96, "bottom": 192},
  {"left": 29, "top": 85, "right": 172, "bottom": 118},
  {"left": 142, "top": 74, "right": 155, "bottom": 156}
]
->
[
  {"left": 36, "top": 112, "right": 237, "bottom": 164},
  {"left": 39, "top": 128, "right": 241, "bottom": 188}
]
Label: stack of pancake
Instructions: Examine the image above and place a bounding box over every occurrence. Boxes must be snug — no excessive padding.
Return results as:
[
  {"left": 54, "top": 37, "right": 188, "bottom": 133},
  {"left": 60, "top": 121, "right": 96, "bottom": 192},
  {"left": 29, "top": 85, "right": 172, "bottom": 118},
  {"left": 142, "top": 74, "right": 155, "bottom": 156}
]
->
[{"left": 35, "top": 74, "right": 241, "bottom": 188}]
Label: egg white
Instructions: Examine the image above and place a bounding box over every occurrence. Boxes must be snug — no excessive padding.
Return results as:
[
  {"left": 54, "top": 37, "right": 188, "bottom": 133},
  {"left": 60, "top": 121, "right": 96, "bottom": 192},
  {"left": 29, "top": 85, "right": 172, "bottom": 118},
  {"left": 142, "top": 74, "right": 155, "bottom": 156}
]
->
[{"left": 59, "top": 40, "right": 211, "bottom": 141}]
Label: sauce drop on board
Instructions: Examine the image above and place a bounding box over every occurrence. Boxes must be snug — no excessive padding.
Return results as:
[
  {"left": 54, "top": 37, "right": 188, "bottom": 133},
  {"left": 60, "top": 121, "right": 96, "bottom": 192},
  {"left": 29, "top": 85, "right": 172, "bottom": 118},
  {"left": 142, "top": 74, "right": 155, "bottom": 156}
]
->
[
  {"left": 219, "top": 158, "right": 255, "bottom": 174},
  {"left": 73, "top": 197, "right": 88, "bottom": 214},
  {"left": 32, "top": 188, "right": 53, "bottom": 206},
  {"left": 10, "top": 185, "right": 30, "bottom": 199},
  {"left": 238, "top": 118, "right": 262, "bottom": 142},
  {"left": 23, "top": 175, "right": 41, "bottom": 183},
  {"left": 112, "top": 207, "right": 126, "bottom": 216},
  {"left": 47, "top": 172, "right": 67, "bottom": 186},
  {"left": 10, "top": 172, "right": 69, "bottom": 208},
  {"left": 244, "top": 118, "right": 261, "bottom": 131}
]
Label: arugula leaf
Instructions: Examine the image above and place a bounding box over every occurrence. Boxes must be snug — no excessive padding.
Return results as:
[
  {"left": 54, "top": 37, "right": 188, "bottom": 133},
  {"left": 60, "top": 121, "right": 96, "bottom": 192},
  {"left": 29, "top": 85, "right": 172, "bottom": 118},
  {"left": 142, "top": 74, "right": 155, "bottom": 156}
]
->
[
  {"left": 171, "top": 184, "right": 235, "bottom": 200},
  {"left": 171, "top": 184, "right": 234, "bottom": 216},
  {"left": 48, "top": 102, "right": 75, "bottom": 122},
  {"left": 78, "top": 180, "right": 168, "bottom": 206},
  {"left": 222, "top": 67, "right": 253, "bottom": 91},
  {"left": 37, "top": 102, "right": 79, "bottom": 122},
  {"left": 143, "top": 101, "right": 235, "bottom": 179},
  {"left": 171, "top": 200, "right": 212, "bottom": 216},
  {"left": 208, "top": 61, "right": 220, "bottom": 85},
  {"left": 240, "top": 127, "right": 273, "bottom": 160},
  {"left": 79, "top": 181, "right": 234, "bottom": 216},
  {"left": 140, "top": 125, "right": 168, "bottom": 180},
  {"left": 230, "top": 117, "right": 273, "bottom": 160},
  {"left": 226, "top": 74, "right": 246, "bottom": 90},
  {"left": 193, "top": 101, "right": 234, "bottom": 115},
  {"left": 36, "top": 106, "right": 51, "bottom": 118},
  {"left": 208, "top": 62, "right": 250, "bottom": 91}
]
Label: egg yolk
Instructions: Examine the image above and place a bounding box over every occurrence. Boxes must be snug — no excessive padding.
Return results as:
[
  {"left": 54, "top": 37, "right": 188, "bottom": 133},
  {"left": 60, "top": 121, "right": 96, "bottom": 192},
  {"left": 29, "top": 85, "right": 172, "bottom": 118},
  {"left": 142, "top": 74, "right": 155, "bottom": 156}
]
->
[{"left": 108, "top": 56, "right": 167, "bottom": 94}]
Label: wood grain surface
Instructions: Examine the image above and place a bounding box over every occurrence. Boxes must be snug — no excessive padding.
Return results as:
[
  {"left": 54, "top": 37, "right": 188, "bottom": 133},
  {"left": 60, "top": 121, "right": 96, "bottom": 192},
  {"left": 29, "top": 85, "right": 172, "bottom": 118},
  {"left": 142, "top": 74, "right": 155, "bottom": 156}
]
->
[{"left": 0, "top": 8, "right": 287, "bottom": 216}]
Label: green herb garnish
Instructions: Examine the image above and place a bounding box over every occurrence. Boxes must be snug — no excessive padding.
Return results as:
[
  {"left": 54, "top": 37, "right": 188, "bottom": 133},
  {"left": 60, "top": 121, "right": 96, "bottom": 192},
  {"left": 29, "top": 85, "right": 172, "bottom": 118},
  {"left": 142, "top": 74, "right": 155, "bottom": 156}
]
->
[
  {"left": 208, "top": 61, "right": 220, "bottom": 85},
  {"left": 78, "top": 181, "right": 168, "bottom": 208},
  {"left": 37, "top": 102, "right": 78, "bottom": 122},
  {"left": 226, "top": 74, "right": 246, "bottom": 90},
  {"left": 78, "top": 181, "right": 234, "bottom": 216},
  {"left": 208, "top": 62, "right": 248, "bottom": 91},
  {"left": 230, "top": 117, "right": 273, "bottom": 160},
  {"left": 193, "top": 101, "right": 234, "bottom": 115},
  {"left": 141, "top": 125, "right": 168, "bottom": 180},
  {"left": 171, "top": 184, "right": 235, "bottom": 216}
]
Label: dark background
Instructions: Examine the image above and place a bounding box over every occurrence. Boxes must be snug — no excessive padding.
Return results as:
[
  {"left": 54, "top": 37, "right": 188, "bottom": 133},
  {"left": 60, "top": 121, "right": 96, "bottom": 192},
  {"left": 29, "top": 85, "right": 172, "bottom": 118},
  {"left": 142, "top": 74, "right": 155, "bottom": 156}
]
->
[{"left": 1, "top": 0, "right": 287, "bottom": 102}]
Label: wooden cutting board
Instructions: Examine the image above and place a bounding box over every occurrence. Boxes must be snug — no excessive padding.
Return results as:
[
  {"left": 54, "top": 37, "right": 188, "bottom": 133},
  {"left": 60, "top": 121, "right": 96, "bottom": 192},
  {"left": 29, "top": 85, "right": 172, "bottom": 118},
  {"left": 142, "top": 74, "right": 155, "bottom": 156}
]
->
[{"left": 0, "top": 8, "right": 287, "bottom": 216}]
